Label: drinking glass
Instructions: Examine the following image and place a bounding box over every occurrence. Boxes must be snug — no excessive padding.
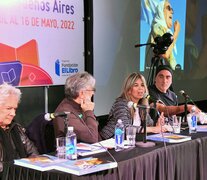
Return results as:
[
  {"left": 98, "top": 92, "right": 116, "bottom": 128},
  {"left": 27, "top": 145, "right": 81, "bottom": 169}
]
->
[
  {"left": 56, "top": 137, "right": 66, "bottom": 159},
  {"left": 126, "top": 125, "right": 137, "bottom": 147}
]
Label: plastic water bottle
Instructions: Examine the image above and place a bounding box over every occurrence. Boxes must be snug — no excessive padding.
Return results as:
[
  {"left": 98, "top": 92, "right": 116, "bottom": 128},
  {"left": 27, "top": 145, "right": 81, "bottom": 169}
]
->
[
  {"left": 66, "top": 126, "right": 77, "bottom": 160},
  {"left": 115, "top": 119, "right": 125, "bottom": 151},
  {"left": 187, "top": 107, "right": 197, "bottom": 134}
]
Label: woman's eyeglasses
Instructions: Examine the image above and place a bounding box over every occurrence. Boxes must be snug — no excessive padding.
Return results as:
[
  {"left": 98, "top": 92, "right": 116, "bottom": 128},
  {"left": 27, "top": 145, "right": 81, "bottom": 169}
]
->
[{"left": 85, "top": 88, "right": 96, "bottom": 92}]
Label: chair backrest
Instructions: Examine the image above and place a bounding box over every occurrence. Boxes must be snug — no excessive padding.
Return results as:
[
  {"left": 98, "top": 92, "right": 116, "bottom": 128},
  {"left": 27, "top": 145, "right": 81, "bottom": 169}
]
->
[
  {"left": 26, "top": 114, "right": 56, "bottom": 154},
  {"left": 96, "top": 114, "right": 109, "bottom": 131}
]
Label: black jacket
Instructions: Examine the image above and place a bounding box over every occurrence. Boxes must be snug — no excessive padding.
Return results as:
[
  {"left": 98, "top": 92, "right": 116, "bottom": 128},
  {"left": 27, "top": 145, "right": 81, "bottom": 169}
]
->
[{"left": 0, "top": 122, "right": 39, "bottom": 172}]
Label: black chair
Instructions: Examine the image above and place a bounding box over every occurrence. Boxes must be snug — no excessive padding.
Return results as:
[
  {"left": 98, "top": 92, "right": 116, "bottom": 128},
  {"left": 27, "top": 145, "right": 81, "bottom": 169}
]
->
[
  {"left": 96, "top": 114, "right": 109, "bottom": 131},
  {"left": 26, "top": 114, "right": 56, "bottom": 154}
]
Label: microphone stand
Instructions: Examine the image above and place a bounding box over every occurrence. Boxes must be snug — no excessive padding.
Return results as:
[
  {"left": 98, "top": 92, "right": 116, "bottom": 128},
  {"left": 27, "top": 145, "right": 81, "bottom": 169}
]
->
[
  {"left": 63, "top": 115, "right": 69, "bottom": 135},
  {"left": 136, "top": 106, "right": 155, "bottom": 148},
  {"left": 184, "top": 97, "right": 188, "bottom": 123}
]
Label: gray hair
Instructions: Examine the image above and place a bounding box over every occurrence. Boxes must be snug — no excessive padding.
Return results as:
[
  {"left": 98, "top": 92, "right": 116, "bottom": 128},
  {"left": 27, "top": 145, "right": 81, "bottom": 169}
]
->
[
  {"left": 0, "top": 83, "right": 22, "bottom": 105},
  {"left": 65, "top": 72, "right": 95, "bottom": 99}
]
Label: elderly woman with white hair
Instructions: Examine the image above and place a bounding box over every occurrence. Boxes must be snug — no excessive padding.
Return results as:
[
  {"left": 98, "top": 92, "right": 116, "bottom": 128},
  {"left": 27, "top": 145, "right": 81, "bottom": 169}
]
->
[
  {"left": 0, "top": 83, "right": 38, "bottom": 171},
  {"left": 53, "top": 72, "right": 100, "bottom": 143}
]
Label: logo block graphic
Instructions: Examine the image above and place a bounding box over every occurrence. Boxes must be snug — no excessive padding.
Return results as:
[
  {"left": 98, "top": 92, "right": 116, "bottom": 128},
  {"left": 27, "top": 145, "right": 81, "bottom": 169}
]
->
[
  {"left": 0, "top": 61, "right": 22, "bottom": 86},
  {"left": 0, "top": 40, "right": 53, "bottom": 86}
]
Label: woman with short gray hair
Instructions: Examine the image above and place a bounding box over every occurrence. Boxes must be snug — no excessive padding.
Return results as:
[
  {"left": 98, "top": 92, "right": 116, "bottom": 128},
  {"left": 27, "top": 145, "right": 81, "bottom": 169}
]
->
[{"left": 53, "top": 72, "right": 100, "bottom": 143}]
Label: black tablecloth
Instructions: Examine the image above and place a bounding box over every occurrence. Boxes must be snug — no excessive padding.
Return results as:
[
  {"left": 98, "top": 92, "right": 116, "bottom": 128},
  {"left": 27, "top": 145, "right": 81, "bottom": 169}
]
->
[{"left": 2, "top": 131, "right": 207, "bottom": 180}]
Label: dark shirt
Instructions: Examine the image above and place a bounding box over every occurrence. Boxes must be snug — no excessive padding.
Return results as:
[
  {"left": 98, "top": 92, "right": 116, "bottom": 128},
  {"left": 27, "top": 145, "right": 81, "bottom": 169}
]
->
[
  {"left": 148, "top": 84, "right": 178, "bottom": 123},
  {"left": 148, "top": 85, "right": 178, "bottom": 106}
]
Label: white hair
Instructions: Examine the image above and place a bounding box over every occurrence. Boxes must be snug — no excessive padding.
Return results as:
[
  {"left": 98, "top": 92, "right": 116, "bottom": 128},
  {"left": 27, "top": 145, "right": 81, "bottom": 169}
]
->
[{"left": 0, "top": 83, "right": 21, "bottom": 105}]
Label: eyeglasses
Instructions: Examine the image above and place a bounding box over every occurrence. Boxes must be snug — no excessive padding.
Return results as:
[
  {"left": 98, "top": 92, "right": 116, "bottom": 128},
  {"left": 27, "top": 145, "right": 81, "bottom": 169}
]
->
[
  {"left": 165, "top": 5, "right": 173, "bottom": 13},
  {"left": 85, "top": 88, "right": 96, "bottom": 92}
]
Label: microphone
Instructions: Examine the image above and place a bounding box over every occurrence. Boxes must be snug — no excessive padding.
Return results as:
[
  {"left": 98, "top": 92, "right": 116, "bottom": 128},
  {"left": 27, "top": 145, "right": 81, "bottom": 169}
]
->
[
  {"left": 179, "top": 90, "right": 197, "bottom": 123},
  {"left": 128, "top": 97, "right": 161, "bottom": 121},
  {"left": 127, "top": 95, "right": 152, "bottom": 109},
  {"left": 128, "top": 100, "right": 150, "bottom": 109},
  {"left": 144, "top": 94, "right": 171, "bottom": 124},
  {"left": 44, "top": 112, "right": 70, "bottom": 121},
  {"left": 138, "top": 97, "right": 150, "bottom": 108},
  {"left": 179, "top": 90, "right": 197, "bottom": 106},
  {"left": 136, "top": 97, "right": 156, "bottom": 147},
  {"left": 128, "top": 97, "right": 158, "bottom": 111},
  {"left": 179, "top": 90, "right": 190, "bottom": 99},
  {"left": 138, "top": 98, "right": 150, "bottom": 126},
  {"left": 127, "top": 101, "right": 137, "bottom": 109}
]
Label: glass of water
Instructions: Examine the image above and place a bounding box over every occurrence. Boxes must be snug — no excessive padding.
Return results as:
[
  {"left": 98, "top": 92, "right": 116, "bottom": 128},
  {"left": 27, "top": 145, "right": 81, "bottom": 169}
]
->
[
  {"left": 126, "top": 125, "right": 137, "bottom": 147},
  {"left": 172, "top": 116, "right": 182, "bottom": 134},
  {"left": 56, "top": 137, "right": 66, "bottom": 159}
]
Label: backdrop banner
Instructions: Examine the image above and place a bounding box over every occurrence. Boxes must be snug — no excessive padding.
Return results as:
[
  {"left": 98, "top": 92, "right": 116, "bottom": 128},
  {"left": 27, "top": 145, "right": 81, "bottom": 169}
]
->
[{"left": 0, "top": 0, "right": 84, "bottom": 87}]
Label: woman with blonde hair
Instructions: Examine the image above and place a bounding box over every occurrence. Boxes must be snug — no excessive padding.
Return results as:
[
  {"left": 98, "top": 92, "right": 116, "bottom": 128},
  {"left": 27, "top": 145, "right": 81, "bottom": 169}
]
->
[{"left": 100, "top": 72, "right": 166, "bottom": 140}]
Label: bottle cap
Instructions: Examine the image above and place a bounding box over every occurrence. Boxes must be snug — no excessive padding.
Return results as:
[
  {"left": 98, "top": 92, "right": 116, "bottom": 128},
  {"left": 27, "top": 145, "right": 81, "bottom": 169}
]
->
[
  {"left": 191, "top": 106, "right": 196, "bottom": 113},
  {"left": 68, "top": 126, "right": 74, "bottom": 131},
  {"left": 117, "top": 119, "right": 122, "bottom": 123}
]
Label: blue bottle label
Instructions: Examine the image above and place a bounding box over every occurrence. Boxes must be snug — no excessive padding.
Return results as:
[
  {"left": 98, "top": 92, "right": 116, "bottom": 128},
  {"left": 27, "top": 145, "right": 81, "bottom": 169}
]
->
[
  {"left": 191, "top": 115, "right": 197, "bottom": 127},
  {"left": 115, "top": 128, "right": 123, "bottom": 144},
  {"left": 66, "top": 136, "right": 76, "bottom": 155},
  {"left": 66, "top": 144, "right": 75, "bottom": 154}
]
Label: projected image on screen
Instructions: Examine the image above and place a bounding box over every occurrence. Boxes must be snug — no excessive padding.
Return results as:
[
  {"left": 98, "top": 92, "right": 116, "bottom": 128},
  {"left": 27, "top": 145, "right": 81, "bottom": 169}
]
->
[
  {"left": 140, "top": 0, "right": 186, "bottom": 81},
  {"left": 184, "top": 0, "right": 207, "bottom": 80},
  {"left": 139, "top": 0, "right": 207, "bottom": 102}
]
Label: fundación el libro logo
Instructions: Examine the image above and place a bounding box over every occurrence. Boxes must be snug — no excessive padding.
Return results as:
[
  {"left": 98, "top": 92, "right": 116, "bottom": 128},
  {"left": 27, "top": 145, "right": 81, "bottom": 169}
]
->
[{"left": 55, "top": 59, "right": 78, "bottom": 76}]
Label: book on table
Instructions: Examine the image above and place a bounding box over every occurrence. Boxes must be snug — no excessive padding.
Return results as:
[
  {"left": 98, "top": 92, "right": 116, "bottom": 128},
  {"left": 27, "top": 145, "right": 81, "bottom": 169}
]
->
[
  {"left": 14, "top": 154, "right": 67, "bottom": 171},
  {"left": 53, "top": 157, "right": 117, "bottom": 176},
  {"left": 146, "top": 133, "right": 191, "bottom": 143},
  {"left": 197, "top": 125, "right": 207, "bottom": 132},
  {"left": 14, "top": 155, "right": 117, "bottom": 176}
]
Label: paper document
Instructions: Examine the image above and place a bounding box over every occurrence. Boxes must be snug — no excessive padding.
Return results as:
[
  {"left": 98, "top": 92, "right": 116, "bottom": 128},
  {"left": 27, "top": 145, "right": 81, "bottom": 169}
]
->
[{"left": 77, "top": 142, "right": 106, "bottom": 156}]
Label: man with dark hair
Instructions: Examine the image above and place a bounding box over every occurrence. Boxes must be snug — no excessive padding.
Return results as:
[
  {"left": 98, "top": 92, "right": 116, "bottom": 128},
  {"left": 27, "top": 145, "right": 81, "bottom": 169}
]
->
[
  {"left": 148, "top": 65, "right": 200, "bottom": 123},
  {"left": 149, "top": 65, "right": 176, "bottom": 106}
]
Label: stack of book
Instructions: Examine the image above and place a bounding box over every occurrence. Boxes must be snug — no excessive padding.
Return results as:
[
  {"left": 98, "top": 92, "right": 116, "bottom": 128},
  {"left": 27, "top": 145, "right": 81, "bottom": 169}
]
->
[
  {"left": 14, "top": 154, "right": 117, "bottom": 176},
  {"left": 146, "top": 133, "right": 191, "bottom": 143}
]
